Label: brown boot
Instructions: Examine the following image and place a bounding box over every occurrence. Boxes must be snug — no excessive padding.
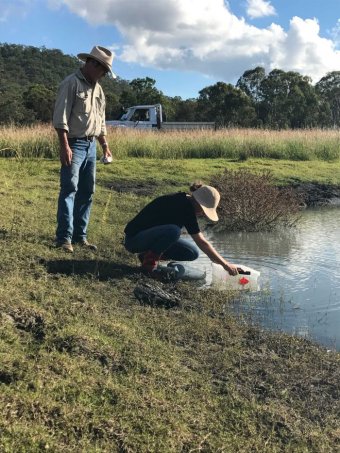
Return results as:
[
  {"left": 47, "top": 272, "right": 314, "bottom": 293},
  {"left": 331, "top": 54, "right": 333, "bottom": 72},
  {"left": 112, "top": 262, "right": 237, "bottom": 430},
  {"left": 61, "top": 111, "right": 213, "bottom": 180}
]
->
[
  {"left": 56, "top": 240, "right": 74, "bottom": 253},
  {"left": 76, "top": 239, "right": 98, "bottom": 252}
]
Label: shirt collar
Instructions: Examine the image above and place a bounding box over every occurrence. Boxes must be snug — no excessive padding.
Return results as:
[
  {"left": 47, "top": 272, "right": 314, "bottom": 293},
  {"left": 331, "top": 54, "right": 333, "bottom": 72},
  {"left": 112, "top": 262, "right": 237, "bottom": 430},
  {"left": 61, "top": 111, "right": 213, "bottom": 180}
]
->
[{"left": 76, "top": 68, "right": 94, "bottom": 87}]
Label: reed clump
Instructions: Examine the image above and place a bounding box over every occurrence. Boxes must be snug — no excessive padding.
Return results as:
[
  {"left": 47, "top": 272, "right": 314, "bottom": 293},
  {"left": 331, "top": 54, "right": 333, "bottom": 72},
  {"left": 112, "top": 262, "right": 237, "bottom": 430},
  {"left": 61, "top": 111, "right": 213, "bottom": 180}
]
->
[
  {"left": 212, "top": 169, "right": 302, "bottom": 231},
  {"left": 1, "top": 124, "right": 340, "bottom": 160}
]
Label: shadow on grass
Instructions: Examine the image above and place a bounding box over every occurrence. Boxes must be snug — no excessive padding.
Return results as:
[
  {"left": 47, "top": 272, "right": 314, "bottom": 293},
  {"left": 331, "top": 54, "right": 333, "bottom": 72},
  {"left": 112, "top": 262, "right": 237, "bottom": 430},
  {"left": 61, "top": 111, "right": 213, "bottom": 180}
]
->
[{"left": 43, "top": 259, "right": 140, "bottom": 281}]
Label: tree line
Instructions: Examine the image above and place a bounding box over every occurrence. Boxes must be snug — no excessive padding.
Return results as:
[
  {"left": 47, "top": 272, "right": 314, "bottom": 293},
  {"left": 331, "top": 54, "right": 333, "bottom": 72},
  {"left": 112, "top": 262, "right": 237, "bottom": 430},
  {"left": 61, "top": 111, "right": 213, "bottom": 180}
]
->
[{"left": 1, "top": 43, "right": 340, "bottom": 128}]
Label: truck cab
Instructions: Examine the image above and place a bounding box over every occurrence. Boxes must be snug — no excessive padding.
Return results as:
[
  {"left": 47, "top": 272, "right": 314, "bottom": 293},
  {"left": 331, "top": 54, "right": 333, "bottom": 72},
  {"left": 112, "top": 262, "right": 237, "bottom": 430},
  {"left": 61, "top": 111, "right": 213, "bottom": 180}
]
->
[
  {"left": 106, "top": 104, "right": 161, "bottom": 129},
  {"left": 106, "top": 104, "right": 215, "bottom": 130}
]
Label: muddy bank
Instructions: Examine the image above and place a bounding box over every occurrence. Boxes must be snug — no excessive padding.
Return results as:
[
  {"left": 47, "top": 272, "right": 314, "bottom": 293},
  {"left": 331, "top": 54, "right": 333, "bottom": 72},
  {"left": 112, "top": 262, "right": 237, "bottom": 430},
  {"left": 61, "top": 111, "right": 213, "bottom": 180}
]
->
[
  {"left": 107, "top": 179, "right": 340, "bottom": 208},
  {"left": 290, "top": 182, "right": 340, "bottom": 207},
  {"left": 107, "top": 179, "right": 178, "bottom": 196}
]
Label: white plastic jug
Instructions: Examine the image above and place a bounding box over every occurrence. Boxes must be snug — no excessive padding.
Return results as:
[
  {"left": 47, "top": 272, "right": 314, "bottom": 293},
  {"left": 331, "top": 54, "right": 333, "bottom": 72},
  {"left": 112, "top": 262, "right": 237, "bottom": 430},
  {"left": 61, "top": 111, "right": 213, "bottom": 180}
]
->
[{"left": 211, "top": 263, "right": 260, "bottom": 291}]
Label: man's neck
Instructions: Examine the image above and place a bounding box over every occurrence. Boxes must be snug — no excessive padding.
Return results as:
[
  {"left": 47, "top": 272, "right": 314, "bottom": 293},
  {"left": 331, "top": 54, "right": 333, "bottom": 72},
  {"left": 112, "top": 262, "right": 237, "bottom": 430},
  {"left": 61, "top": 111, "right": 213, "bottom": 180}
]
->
[{"left": 80, "top": 68, "right": 95, "bottom": 85}]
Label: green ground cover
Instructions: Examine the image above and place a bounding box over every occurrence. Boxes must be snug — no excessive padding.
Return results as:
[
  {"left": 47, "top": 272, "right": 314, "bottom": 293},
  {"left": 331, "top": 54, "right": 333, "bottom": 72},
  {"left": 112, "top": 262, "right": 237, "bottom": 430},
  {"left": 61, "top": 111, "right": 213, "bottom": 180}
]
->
[{"left": 0, "top": 157, "right": 339, "bottom": 452}]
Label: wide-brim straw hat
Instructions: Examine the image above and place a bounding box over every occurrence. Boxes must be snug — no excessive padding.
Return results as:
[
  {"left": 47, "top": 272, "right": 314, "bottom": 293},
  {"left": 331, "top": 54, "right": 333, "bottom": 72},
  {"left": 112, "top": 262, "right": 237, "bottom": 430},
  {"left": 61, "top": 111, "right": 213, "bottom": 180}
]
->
[
  {"left": 192, "top": 185, "right": 220, "bottom": 222},
  {"left": 77, "top": 46, "right": 116, "bottom": 78}
]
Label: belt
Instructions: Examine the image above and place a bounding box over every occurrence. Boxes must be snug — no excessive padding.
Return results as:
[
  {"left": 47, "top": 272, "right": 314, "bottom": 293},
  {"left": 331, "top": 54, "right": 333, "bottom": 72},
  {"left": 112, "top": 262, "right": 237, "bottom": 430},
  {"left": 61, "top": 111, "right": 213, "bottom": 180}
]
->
[
  {"left": 69, "top": 135, "right": 95, "bottom": 142},
  {"left": 80, "top": 135, "right": 95, "bottom": 142}
]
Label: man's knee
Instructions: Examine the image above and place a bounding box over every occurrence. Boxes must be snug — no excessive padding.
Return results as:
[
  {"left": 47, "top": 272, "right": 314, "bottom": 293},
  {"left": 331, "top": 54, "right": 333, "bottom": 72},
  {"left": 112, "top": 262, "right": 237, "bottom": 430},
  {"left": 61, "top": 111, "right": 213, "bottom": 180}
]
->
[
  {"left": 60, "top": 168, "right": 79, "bottom": 194},
  {"left": 78, "top": 175, "right": 95, "bottom": 196},
  {"left": 60, "top": 179, "right": 78, "bottom": 196}
]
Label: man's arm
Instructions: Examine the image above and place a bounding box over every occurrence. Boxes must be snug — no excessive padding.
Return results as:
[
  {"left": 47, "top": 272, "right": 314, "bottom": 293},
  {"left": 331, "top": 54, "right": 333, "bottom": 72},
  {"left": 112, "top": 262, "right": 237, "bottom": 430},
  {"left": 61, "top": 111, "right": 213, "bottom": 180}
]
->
[
  {"left": 56, "top": 128, "right": 72, "bottom": 167},
  {"left": 98, "top": 89, "right": 112, "bottom": 161},
  {"left": 97, "top": 135, "right": 112, "bottom": 160}
]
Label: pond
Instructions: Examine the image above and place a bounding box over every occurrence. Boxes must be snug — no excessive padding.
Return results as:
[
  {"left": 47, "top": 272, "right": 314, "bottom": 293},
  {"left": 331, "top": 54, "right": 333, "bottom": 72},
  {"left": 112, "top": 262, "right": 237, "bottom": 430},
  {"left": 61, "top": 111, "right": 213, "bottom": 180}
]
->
[{"left": 194, "top": 207, "right": 340, "bottom": 351}]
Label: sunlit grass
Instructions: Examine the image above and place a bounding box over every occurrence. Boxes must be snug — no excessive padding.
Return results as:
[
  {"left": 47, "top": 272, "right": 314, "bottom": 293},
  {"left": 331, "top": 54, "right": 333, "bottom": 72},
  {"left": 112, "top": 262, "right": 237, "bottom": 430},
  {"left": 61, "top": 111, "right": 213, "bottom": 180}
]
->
[
  {"left": 0, "top": 158, "right": 339, "bottom": 451},
  {"left": 0, "top": 124, "right": 58, "bottom": 158},
  {"left": 2, "top": 124, "right": 340, "bottom": 160}
]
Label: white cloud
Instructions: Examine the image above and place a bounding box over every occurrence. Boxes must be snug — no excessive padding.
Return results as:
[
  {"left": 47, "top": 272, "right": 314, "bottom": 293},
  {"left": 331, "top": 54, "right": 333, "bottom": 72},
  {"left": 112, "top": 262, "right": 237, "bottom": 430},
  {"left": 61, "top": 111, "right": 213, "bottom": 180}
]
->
[
  {"left": 246, "top": 0, "right": 276, "bottom": 19},
  {"left": 270, "top": 17, "right": 340, "bottom": 79},
  {"left": 331, "top": 19, "right": 340, "bottom": 47},
  {"left": 52, "top": 0, "right": 340, "bottom": 83},
  {"left": 0, "top": 0, "right": 33, "bottom": 22}
]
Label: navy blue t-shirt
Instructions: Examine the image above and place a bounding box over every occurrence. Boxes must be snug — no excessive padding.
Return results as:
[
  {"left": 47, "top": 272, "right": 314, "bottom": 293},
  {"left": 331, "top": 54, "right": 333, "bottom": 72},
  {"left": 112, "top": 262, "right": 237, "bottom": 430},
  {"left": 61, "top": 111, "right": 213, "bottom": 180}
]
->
[{"left": 124, "top": 192, "right": 200, "bottom": 236}]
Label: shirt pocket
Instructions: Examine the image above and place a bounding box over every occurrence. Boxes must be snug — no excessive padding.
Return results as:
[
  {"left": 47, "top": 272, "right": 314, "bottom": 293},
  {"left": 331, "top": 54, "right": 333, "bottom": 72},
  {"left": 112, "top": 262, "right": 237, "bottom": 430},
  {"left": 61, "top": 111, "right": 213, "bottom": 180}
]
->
[{"left": 74, "top": 90, "right": 91, "bottom": 115}]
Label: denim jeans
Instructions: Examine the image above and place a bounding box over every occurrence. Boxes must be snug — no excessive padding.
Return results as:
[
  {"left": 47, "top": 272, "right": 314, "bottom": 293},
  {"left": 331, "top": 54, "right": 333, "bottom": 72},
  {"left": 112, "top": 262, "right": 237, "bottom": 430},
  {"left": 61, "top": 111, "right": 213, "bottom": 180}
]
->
[
  {"left": 124, "top": 224, "right": 199, "bottom": 261},
  {"left": 56, "top": 138, "right": 96, "bottom": 243}
]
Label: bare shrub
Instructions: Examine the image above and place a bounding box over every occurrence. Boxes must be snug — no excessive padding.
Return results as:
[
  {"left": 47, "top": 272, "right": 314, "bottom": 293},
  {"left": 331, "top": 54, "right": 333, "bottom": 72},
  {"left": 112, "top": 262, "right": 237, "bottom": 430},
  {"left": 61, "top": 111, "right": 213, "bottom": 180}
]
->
[{"left": 211, "top": 169, "right": 302, "bottom": 231}]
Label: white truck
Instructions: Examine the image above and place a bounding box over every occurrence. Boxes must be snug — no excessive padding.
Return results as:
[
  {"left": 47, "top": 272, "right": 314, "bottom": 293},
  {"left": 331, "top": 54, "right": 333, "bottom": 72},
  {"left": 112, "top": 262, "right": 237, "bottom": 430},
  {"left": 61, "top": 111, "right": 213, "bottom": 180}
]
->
[{"left": 106, "top": 104, "right": 215, "bottom": 130}]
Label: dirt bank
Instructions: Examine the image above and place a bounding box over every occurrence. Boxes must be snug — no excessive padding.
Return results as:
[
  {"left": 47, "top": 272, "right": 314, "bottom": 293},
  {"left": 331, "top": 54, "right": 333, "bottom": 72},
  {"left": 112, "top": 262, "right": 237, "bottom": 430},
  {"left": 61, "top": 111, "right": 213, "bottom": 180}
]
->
[
  {"left": 290, "top": 182, "right": 340, "bottom": 207},
  {"left": 108, "top": 179, "right": 340, "bottom": 208}
]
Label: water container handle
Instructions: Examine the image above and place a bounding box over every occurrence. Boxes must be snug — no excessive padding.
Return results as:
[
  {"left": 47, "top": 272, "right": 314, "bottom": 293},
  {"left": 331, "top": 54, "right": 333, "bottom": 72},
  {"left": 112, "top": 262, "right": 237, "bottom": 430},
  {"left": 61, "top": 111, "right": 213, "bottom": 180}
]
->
[{"left": 237, "top": 268, "right": 251, "bottom": 275}]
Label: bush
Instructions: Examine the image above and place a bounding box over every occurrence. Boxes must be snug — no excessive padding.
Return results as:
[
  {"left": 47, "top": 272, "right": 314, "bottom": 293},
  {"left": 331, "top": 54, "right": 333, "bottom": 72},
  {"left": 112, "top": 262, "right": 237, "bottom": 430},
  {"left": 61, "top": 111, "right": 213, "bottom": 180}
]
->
[{"left": 211, "top": 169, "right": 301, "bottom": 231}]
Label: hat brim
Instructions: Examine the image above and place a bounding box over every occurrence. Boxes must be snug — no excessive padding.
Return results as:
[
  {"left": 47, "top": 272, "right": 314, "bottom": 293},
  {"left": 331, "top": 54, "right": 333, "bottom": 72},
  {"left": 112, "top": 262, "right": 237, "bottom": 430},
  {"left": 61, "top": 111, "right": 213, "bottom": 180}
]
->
[
  {"left": 77, "top": 52, "right": 116, "bottom": 78},
  {"left": 192, "top": 190, "right": 219, "bottom": 222},
  {"left": 201, "top": 206, "right": 219, "bottom": 222}
]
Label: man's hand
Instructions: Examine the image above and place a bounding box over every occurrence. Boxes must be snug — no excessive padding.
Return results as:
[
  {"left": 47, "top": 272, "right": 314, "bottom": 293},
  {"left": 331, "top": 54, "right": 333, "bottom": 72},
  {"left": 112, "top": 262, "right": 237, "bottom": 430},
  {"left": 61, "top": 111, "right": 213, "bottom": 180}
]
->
[
  {"left": 60, "top": 144, "right": 73, "bottom": 167},
  {"left": 103, "top": 146, "right": 112, "bottom": 160},
  {"left": 101, "top": 146, "right": 113, "bottom": 164}
]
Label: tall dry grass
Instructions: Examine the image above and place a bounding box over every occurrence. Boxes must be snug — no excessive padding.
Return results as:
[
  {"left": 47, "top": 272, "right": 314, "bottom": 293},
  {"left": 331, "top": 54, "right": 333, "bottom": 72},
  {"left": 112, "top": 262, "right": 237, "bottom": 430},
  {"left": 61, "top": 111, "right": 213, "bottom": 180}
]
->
[
  {"left": 1, "top": 124, "right": 340, "bottom": 160},
  {"left": 107, "top": 127, "right": 340, "bottom": 160},
  {"left": 0, "top": 124, "right": 58, "bottom": 158}
]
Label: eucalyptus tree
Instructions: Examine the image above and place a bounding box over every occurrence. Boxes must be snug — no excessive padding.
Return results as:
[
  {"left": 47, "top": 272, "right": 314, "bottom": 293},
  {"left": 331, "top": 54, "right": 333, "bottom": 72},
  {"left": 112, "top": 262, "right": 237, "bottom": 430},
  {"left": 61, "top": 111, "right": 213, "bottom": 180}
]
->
[
  {"left": 197, "top": 82, "right": 256, "bottom": 126},
  {"left": 222, "top": 84, "right": 257, "bottom": 127},
  {"left": 197, "top": 82, "right": 230, "bottom": 124},
  {"left": 236, "top": 66, "right": 265, "bottom": 120},
  {"left": 128, "top": 77, "right": 164, "bottom": 105},
  {"left": 259, "top": 69, "right": 319, "bottom": 128},
  {"left": 158, "top": 96, "right": 198, "bottom": 122},
  {"left": 315, "top": 71, "right": 340, "bottom": 127},
  {"left": 103, "top": 91, "right": 122, "bottom": 121}
]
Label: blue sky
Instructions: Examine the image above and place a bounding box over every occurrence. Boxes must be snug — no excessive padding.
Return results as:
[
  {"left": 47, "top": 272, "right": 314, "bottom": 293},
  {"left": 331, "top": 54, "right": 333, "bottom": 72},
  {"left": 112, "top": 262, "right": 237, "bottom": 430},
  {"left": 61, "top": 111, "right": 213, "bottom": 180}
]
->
[{"left": 1, "top": 0, "right": 340, "bottom": 99}]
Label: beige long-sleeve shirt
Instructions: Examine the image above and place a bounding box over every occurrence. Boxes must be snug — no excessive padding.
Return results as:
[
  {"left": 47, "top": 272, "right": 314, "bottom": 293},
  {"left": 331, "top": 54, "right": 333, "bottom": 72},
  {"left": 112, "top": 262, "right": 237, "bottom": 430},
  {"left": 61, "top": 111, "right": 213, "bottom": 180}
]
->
[{"left": 53, "top": 69, "right": 107, "bottom": 138}]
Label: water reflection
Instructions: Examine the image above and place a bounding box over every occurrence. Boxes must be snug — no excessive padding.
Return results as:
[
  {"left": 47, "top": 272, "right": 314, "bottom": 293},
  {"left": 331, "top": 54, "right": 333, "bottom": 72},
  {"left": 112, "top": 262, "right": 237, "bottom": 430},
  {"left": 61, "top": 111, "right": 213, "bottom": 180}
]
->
[{"left": 195, "top": 208, "right": 340, "bottom": 351}]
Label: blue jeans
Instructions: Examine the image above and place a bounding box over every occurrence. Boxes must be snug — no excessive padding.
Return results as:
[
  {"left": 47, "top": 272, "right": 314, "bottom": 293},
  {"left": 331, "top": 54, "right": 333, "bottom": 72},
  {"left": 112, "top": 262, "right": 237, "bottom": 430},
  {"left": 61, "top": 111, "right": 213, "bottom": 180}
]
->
[
  {"left": 56, "top": 138, "right": 96, "bottom": 243},
  {"left": 124, "top": 224, "right": 199, "bottom": 261}
]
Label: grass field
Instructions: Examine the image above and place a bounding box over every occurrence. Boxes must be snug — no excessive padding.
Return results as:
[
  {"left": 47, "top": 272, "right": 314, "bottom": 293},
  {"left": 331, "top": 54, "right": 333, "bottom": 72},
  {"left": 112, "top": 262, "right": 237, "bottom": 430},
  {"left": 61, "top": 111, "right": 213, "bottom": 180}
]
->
[
  {"left": 0, "top": 154, "right": 339, "bottom": 452},
  {"left": 2, "top": 124, "right": 340, "bottom": 161}
]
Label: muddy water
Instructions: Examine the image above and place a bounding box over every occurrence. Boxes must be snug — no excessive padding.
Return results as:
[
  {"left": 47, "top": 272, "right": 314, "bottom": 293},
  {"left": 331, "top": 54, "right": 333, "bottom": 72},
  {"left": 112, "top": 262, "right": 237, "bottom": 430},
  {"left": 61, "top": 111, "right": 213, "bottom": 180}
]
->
[{"left": 192, "top": 208, "right": 340, "bottom": 351}]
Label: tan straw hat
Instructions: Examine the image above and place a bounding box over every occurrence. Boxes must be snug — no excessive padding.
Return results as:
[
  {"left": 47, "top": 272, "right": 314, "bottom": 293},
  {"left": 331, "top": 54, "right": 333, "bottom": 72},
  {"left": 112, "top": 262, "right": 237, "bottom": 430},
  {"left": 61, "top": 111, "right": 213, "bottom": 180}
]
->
[
  {"left": 77, "top": 46, "right": 116, "bottom": 78},
  {"left": 192, "top": 185, "right": 220, "bottom": 222}
]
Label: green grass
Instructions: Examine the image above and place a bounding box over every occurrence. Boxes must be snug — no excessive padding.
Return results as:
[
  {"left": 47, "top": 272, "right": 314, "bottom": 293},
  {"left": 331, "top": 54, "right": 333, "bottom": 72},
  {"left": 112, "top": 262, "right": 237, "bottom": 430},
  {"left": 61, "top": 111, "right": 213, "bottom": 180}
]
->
[
  {"left": 95, "top": 156, "right": 340, "bottom": 186},
  {"left": 0, "top": 157, "right": 339, "bottom": 452}
]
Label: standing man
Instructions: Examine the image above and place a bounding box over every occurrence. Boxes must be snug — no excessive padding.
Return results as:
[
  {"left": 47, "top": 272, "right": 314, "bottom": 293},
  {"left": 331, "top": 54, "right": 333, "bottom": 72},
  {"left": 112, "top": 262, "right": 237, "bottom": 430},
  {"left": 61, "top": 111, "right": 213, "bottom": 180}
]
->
[{"left": 53, "top": 46, "right": 115, "bottom": 253}]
